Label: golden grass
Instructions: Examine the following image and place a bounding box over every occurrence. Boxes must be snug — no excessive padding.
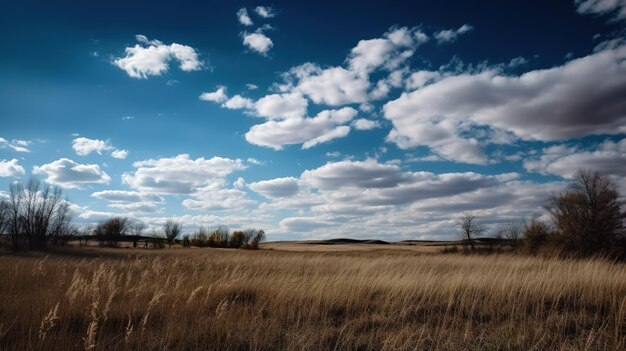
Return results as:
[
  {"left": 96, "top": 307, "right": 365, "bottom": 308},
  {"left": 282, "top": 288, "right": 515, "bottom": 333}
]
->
[{"left": 0, "top": 247, "right": 625, "bottom": 350}]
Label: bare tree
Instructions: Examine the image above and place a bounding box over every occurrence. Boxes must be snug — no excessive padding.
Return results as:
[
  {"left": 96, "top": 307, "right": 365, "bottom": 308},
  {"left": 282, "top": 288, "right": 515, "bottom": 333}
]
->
[
  {"left": 0, "top": 201, "right": 8, "bottom": 233},
  {"left": 548, "top": 169, "right": 625, "bottom": 256},
  {"left": 249, "top": 229, "right": 265, "bottom": 250},
  {"left": 130, "top": 221, "right": 145, "bottom": 248},
  {"left": 209, "top": 226, "right": 230, "bottom": 247},
  {"left": 163, "top": 220, "right": 182, "bottom": 247},
  {"left": 94, "top": 217, "right": 130, "bottom": 247},
  {"left": 457, "top": 212, "right": 482, "bottom": 251},
  {"left": 4, "top": 178, "right": 71, "bottom": 250},
  {"left": 501, "top": 220, "right": 524, "bottom": 248}
]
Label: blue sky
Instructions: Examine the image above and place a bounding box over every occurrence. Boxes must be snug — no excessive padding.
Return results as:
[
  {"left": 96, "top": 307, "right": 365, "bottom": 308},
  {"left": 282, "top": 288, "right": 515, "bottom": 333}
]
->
[{"left": 1, "top": 0, "right": 625, "bottom": 240}]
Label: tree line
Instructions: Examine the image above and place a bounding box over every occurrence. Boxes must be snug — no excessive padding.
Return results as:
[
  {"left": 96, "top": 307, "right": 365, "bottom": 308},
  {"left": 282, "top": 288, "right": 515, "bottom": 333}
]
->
[
  {"left": 457, "top": 169, "right": 626, "bottom": 258},
  {"left": 0, "top": 178, "right": 265, "bottom": 251}
]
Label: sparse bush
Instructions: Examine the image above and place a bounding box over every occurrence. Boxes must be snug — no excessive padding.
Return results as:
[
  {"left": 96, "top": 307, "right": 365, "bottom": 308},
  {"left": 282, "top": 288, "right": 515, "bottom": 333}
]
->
[
  {"left": 230, "top": 231, "right": 246, "bottom": 248},
  {"left": 523, "top": 218, "right": 551, "bottom": 254},
  {"left": 248, "top": 229, "right": 265, "bottom": 250},
  {"left": 209, "top": 226, "right": 230, "bottom": 248},
  {"left": 192, "top": 227, "right": 209, "bottom": 247},
  {"left": 130, "top": 221, "right": 145, "bottom": 248},
  {"left": 4, "top": 178, "right": 72, "bottom": 251},
  {"left": 182, "top": 234, "right": 190, "bottom": 247},
  {"left": 163, "top": 220, "right": 182, "bottom": 247},
  {"left": 548, "top": 169, "right": 625, "bottom": 257},
  {"left": 94, "top": 217, "right": 129, "bottom": 248},
  {"left": 457, "top": 212, "right": 482, "bottom": 251}
]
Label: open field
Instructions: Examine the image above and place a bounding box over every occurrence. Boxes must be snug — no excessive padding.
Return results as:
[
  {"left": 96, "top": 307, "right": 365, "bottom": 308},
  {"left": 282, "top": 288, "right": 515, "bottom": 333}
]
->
[{"left": 1, "top": 246, "right": 625, "bottom": 350}]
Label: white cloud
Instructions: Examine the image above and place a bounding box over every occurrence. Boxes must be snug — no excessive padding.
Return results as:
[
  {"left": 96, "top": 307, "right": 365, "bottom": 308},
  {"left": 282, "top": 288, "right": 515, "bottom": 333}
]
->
[
  {"left": 348, "top": 27, "right": 423, "bottom": 76},
  {"left": 199, "top": 86, "right": 228, "bottom": 103},
  {"left": 250, "top": 159, "right": 534, "bottom": 239},
  {"left": 524, "top": 138, "right": 626, "bottom": 178},
  {"left": 245, "top": 107, "right": 357, "bottom": 150},
  {"left": 237, "top": 8, "right": 253, "bottom": 26},
  {"left": 222, "top": 95, "right": 255, "bottom": 109},
  {"left": 92, "top": 190, "right": 163, "bottom": 213},
  {"left": 233, "top": 177, "right": 246, "bottom": 189},
  {"left": 293, "top": 65, "right": 370, "bottom": 105},
  {"left": 0, "top": 159, "right": 25, "bottom": 177},
  {"left": 434, "top": 24, "right": 474, "bottom": 43},
  {"left": 72, "top": 137, "right": 112, "bottom": 155},
  {"left": 72, "top": 137, "right": 127, "bottom": 159},
  {"left": 254, "top": 6, "right": 275, "bottom": 18},
  {"left": 182, "top": 184, "right": 256, "bottom": 211},
  {"left": 92, "top": 190, "right": 161, "bottom": 203},
  {"left": 108, "top": 202, "right": 160, "bottom": 213},
  {"left": 249, "top": 177, "right": 300, "bottom": 198},
  {"left": 246, "top": 158, "right": 265, "bottom": 165},
  {"left": 33, "top": 158, "right": 111, "bottom": 189},
  {"left": 383, "top": 45, "right": 626, "bottom": 164},
  {"left": 122, "top": 154, "right": 246, "bottom": 194},
  {"left": 575, "top": 0, "right": 626, "bottom": 21},
  {"left": 0, "top": 137, "right": 30, "bottom": 153},
  {"left": 254, "top": 92, "right": 308, "bottom": 119},
  {"left": 111, "top": 149, "right": 129, "bottom": 159},
  {"left": 351, "top": 119, "right": 381, "bottom": 130},
  {"left": 242, "top": 32, "right": 273, "bottom": 55},
  {"left": 113, "top": 35, "right": 202, "bottom": 79},
  {"left": 246, "top": 83, "right": 258, "bottom": 90},
  {"left": 405, "top": 70, "right": 441, "bottom": 89}
]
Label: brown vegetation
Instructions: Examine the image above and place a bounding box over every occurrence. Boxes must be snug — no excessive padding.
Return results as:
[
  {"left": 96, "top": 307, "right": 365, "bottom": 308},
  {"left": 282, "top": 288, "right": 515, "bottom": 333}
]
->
[{"left": 1, "top": 247, "right": 625, "bottom": 350}]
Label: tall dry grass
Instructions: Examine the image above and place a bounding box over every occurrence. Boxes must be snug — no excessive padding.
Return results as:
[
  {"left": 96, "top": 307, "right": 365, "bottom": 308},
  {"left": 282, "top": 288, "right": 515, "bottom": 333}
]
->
[{"left": 0, "top": 248, "right": 625, "bottom": 350}]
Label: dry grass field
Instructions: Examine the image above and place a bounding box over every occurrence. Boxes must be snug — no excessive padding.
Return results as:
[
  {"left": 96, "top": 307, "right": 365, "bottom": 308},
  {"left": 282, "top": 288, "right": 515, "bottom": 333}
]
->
[{"left": 1, "top": 245, "right": 625, "bottom": 350}]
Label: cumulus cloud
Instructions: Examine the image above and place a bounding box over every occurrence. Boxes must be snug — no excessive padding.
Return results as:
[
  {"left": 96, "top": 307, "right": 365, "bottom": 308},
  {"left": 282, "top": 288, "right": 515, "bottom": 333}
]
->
[
  {"left": 72, "top": 137, "right": 127, "bottom": 159},
  {"left": 199, "top": 86, "right": 228, "bottom": 103},
  {"left": 111, "top": 149, "right": 128, "bottom": 159},
  {"left": 290, "top": 65, "right": 370, "bottom": 105},
  {"left": 405, "top": 70, "right": 441, "bottom": 89},
  {"left": 575, "top": 0, "right": 626, "bottom": 21},
  {"left": 203, "top": 26, "right": 439, "bottom": 149},
  {"left": 182, "top": 185, "right": 256, "bottom": 211},
  {"left": 122, "top": 154, "right": 246, "bottom": 194},
  {"left": 33, "top": 158, "right": 111, "bottom": 189},
  {"left": 242, "top": 31, "right": 273, "bottom": 55},
  {"left": 254, "top": 92, "right": 308, "bottom": 119},
  {"left": 348, "top": 27, "right": 426, "bottom": 76},
  {"left": 249, "top": 159, "right": 531, "bottom": 239},
  {"left": 434, "top": 24, "right": 474, "bottom": 43},
  {"left": 113, "top": 35, "right": 202, "bottom": 79},
  {"left": 524, "top": 138, "right": 626, "bottom": 178},
  {"left": 237, "top": 8, "right": 253, "bottom": 26},
  {"left": 0, "top": 159, "right": 25, "bottom": 177},
  {"left": 351, "top": 118, "right": 381, "bottom": 130},
  {"left": 92, "top": 190, "right": 163, "bottom": 213},
  {"left": 92, "top": 190, "right": 161, "bottom": 203},
  {"left": 223, "top": 95, "right": 255, "bottom": 110},
  {"left": 249, "top": 177, "right": 300, "bottom": 198},
  {"left": 0, "top": 137, "right": 30, "bottom": 153},
  {"left": 255, "top": 6, "right": 275, "bottom": 18},
  {"left": 72, "top": 137, "right": 112, "bottom": 155},
  {"left": 245, "top": 107, "right": 357, "bottom": 149},
  {"left": 383, "top": 45, "right": 626, "bottom": 164}
]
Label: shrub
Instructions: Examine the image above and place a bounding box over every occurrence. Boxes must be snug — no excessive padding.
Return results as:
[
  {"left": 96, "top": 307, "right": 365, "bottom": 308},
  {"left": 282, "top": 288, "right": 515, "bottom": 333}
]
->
[
  {"left": 208, "top": 226, "right": 230, "bottom": 248},
  {"left": 163, "top": 220, "right": 182, "bottom": 247},
  {"left": 548, "top": 169, "right": 625, "bottom": 257},
  {"left": 523, "top": 218, "right": 551, "bottom": 254},
  {"left": 94, "top": 217, "right": 130, "bottom": 248}
]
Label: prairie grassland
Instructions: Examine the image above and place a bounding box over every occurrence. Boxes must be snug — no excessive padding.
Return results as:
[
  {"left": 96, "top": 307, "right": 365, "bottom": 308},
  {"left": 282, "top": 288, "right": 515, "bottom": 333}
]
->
[{"left": 0, "top": 247, "right": 625, "bottom": 350}]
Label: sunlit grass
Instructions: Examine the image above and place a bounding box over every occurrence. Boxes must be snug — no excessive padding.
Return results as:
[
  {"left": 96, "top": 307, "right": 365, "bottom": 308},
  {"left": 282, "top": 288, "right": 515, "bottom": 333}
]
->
[{"left": 0, "top": 247, "right": 625, "bottom": 350}]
